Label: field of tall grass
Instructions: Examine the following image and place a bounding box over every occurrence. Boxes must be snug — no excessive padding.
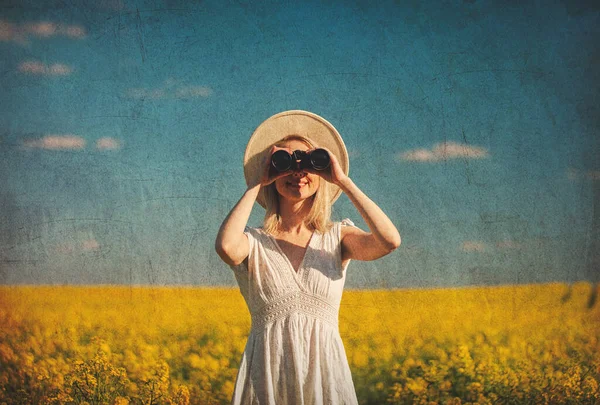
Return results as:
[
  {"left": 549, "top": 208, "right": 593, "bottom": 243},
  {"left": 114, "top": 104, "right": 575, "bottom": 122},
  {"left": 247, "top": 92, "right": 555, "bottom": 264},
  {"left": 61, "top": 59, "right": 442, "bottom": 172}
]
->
[{"left": 0, "top": 282, "right": 598, "bottom": 404}]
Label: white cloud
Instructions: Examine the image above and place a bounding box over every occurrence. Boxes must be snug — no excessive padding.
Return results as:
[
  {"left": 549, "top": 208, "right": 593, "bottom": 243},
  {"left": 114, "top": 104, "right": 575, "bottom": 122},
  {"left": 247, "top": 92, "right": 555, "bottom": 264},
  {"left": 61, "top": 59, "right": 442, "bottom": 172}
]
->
[
  {"left": 96, "top": 137, "right": 122, "bottom": 151},
  {"left": 82, "top": 239, "right": 100, "bottom": 251},
  {"left": 126, "top": 88, "right": 167, "bottom": 99},
  {"left": 21, "top": 135, "right": 123, "bottom": 152},
  {"left": 567, "top": 167, "right": 579, "bottom": 180},
  {"left": 461, "top": 241, "right": 486, "bottom": 252},
  {"left": 0, "top": 20, "right": 26, "bottom": 44},
  {"left": 347, "top": 149, "right": 360, "bottom": 159},
  {"left": 25, "top": 22, "right": 57, "bottom": 37},
  {"left": 19, "top": 61, "right": 73, "bottom": 76},
  {"left": 23, "top": 135, "right": 85, "bottom": 150},
  {"left": 399, "top": 141, "right": 489, "bottom": 162},
  {"left": 567, "top": 167, "right": 600, "bottom": 181},
  {"left": 56, "top": 238, "right": 101, "bottom": 254},
  {"left": 175, "top": 86, "right": 213, "bottom": 98},
  {"left": 55, "top": 243, "right": 74, "bottom": 254},
  {"left": 126, "top": 79, "right": 213, "bottom": 100},
  {"left": 0, "top": 20, "right": 86, "bottom": 44},
  {"left": 400, "top": 149, "right": 436, "bottom": 162},
  {"left": 65, "top": 26, "right": 86, "bottom": 39},
  {"left": 588, "top": 171, "right": 600, "bottom": 180}
]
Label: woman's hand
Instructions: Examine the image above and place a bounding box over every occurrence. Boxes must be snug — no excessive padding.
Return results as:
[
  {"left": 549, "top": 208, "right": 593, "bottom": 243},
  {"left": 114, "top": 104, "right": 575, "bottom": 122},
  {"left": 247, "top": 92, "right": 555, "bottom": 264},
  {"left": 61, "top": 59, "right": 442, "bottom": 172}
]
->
[
  {"left": 256, "top": 145, "right": 293, "bottom": 188},
  {"left": 305, "top": 147, "right": 348, "bottom": 186}
]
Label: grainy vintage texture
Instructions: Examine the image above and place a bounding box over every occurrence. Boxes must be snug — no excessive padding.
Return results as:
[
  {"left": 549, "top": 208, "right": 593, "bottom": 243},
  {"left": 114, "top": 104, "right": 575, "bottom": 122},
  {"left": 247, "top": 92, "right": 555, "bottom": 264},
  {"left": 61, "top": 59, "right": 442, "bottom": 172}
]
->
[{"left": 0, "top": 0, "right": 598, "bottom": 403}]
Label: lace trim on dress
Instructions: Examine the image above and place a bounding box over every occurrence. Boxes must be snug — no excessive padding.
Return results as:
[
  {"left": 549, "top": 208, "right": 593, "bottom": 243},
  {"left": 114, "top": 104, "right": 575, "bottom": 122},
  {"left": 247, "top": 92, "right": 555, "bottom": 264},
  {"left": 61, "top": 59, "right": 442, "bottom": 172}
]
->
[{"left": 250, "top": 290, "right": 339, "bottom": 331}]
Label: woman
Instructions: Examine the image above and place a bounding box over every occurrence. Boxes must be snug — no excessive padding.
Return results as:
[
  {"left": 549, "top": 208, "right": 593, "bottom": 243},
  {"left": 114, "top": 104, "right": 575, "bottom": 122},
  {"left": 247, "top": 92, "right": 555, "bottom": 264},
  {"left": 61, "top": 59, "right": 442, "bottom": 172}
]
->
[{"left": 215, "top": 111, "right": 401, "bottom": 405}]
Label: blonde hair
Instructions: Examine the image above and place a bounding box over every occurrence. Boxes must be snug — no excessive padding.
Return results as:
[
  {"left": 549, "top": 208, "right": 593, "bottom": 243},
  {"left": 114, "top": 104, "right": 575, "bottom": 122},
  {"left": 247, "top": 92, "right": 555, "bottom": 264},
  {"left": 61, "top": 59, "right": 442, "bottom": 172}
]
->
[{"left": 262, "top": 135, "right": 334, "bottom": 235}]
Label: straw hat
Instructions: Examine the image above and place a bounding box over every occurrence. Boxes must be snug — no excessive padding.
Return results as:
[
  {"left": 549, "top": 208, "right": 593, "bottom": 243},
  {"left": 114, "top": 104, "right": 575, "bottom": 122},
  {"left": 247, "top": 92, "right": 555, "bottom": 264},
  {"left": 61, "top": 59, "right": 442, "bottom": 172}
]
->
[{"left": 243, "top": 110, "right": 349, "bottom": 209}]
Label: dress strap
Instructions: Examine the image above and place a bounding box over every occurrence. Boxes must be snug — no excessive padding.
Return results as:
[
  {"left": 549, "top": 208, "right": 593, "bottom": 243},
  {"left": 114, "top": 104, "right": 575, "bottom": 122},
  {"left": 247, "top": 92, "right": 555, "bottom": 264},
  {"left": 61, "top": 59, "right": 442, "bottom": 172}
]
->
[{"left": 341, "top": 218, "right": 356, "bottom": 227}]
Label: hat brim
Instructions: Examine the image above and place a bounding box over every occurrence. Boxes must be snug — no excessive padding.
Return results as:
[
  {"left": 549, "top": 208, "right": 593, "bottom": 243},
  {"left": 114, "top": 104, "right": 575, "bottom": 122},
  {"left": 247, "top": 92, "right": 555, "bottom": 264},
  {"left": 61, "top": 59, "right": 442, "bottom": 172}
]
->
[{"left": 243, "top": 110, "right": 349, "bottom": 209}]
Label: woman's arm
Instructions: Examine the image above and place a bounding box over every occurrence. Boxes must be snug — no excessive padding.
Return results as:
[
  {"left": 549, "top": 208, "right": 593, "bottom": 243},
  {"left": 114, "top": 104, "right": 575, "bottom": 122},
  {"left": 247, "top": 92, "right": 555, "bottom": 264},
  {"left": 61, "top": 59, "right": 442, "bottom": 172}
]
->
[
  {"left": 214, "top": 184, "right": 260, "bottom": 266},
  {"left": 338, "top": 177, "right": 401, "bottom": 262},
  {"left": 305, "top": 147, "right": 401, "bottom": 262},
  {"left": 215, "top": 146, "right": 293, "bottom": 267}
]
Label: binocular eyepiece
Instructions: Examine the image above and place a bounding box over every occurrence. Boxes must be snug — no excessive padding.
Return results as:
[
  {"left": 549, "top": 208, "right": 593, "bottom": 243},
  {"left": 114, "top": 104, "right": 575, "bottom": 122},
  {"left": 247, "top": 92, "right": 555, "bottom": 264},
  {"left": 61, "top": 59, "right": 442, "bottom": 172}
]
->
[{"left": 271, "top": 148, "right": 330, "bottom": 172}]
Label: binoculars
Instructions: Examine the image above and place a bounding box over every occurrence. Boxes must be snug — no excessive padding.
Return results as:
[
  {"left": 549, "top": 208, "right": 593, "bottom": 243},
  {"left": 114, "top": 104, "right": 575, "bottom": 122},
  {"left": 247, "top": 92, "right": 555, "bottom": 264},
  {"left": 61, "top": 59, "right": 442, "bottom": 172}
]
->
[{"left": 271, "top": 149, "right": 330, "bottom": 172}]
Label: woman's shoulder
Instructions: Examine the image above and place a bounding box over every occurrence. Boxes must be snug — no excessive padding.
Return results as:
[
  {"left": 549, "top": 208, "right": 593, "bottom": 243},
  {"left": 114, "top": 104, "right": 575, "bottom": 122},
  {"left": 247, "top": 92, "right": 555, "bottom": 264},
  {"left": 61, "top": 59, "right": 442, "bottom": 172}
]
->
[
  {"left": 242, "top": 225, "right": 265, "bottom": 238},
  {"left": 319, "top": 218, "right": 355, "bottom": 233}
]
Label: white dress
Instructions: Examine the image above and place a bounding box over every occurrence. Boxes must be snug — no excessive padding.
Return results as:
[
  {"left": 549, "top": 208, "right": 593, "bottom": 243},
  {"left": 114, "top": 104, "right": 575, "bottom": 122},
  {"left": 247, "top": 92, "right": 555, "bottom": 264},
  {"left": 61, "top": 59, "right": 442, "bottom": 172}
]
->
[{"left": 229, "top": 218, "right": 359, "bottom": 405}]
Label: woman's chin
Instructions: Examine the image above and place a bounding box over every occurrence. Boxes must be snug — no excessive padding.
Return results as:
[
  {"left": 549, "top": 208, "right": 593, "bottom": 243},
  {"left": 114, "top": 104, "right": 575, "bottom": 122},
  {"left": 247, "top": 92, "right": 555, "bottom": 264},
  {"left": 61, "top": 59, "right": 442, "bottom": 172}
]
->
[
  {"left": 281, "top": 194, "right": 304, "bottom": 203},
  {"left": 279, "top": 190, "right": 316, "bottom": 204}
]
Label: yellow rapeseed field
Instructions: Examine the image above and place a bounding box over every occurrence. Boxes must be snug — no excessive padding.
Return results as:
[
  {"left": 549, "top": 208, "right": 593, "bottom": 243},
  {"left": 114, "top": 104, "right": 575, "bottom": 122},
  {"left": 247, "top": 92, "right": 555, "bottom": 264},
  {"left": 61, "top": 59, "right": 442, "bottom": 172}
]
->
[{"left": 0, "top": 282, "right": 598, "bottom": 404}]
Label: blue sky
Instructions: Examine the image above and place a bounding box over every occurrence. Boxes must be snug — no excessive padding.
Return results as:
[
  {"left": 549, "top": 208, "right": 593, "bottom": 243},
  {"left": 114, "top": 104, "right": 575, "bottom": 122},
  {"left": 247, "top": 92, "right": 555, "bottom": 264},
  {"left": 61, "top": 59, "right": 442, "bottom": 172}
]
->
[{"left": 0, "top": 0, "right": 598, "bottom": 288}]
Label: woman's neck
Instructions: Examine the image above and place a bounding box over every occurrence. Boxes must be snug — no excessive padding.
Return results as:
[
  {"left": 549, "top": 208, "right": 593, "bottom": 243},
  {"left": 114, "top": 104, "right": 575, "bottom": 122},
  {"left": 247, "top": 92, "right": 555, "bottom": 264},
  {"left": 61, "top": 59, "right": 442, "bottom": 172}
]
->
[{"left": 276, "top": 199, "right": 313, "bottom": 234}]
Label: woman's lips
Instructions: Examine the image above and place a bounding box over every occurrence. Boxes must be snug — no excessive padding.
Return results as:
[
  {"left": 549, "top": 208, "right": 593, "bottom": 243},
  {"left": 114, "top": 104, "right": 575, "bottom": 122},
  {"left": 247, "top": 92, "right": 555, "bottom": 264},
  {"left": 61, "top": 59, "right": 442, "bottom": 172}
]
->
[{"left": 287, "top": 182, "right": 306, "bottom": 189}]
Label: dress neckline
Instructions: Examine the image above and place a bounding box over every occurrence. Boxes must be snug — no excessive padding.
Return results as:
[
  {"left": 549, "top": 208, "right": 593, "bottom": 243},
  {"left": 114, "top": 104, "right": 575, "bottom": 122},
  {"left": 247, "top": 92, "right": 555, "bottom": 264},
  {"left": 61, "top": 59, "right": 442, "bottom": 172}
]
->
[{"left": 266, "top": 229, "right": 316, "bottom": 275}]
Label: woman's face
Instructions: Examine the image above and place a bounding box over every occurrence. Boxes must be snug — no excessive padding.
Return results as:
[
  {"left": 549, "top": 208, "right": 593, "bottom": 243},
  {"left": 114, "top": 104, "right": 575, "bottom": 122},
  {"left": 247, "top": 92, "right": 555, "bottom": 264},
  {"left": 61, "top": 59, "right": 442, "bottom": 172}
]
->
[{"left": 273, "top": 139, "right": 320, "bottom": 204}]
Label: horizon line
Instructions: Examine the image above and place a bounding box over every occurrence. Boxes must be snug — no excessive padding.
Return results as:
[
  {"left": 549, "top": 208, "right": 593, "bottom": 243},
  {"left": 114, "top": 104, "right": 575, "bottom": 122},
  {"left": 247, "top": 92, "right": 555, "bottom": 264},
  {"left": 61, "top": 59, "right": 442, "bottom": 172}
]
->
[{"left": 0, "top": 280, "right": 594, "bottom": 292}]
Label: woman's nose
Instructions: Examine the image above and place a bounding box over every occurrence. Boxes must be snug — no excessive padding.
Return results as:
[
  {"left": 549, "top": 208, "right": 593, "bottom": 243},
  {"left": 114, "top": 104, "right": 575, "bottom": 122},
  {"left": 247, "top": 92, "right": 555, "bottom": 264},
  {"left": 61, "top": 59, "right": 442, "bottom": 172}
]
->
[{"left": 292, "top": 170, "right": 307, "bottom": 178}]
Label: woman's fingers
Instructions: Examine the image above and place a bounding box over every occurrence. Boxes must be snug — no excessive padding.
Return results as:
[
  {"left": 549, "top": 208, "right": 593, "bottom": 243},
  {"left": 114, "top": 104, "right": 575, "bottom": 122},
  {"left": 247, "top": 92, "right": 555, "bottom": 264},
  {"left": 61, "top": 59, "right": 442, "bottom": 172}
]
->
[
  {"left": 319, "top": 147, "right": 335, "bottom": 161},
  {"left": 264, "top": 170, "right": 290, "bottom": 186},
  {"left": 260, "top": 149, "right": 294, "bottom": 186},
  {"left": 271, "top": 170, "right": 291, "bottom": 182},
  {"left": 260, "top": 153, "right": 274, "bottom": 185}
]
